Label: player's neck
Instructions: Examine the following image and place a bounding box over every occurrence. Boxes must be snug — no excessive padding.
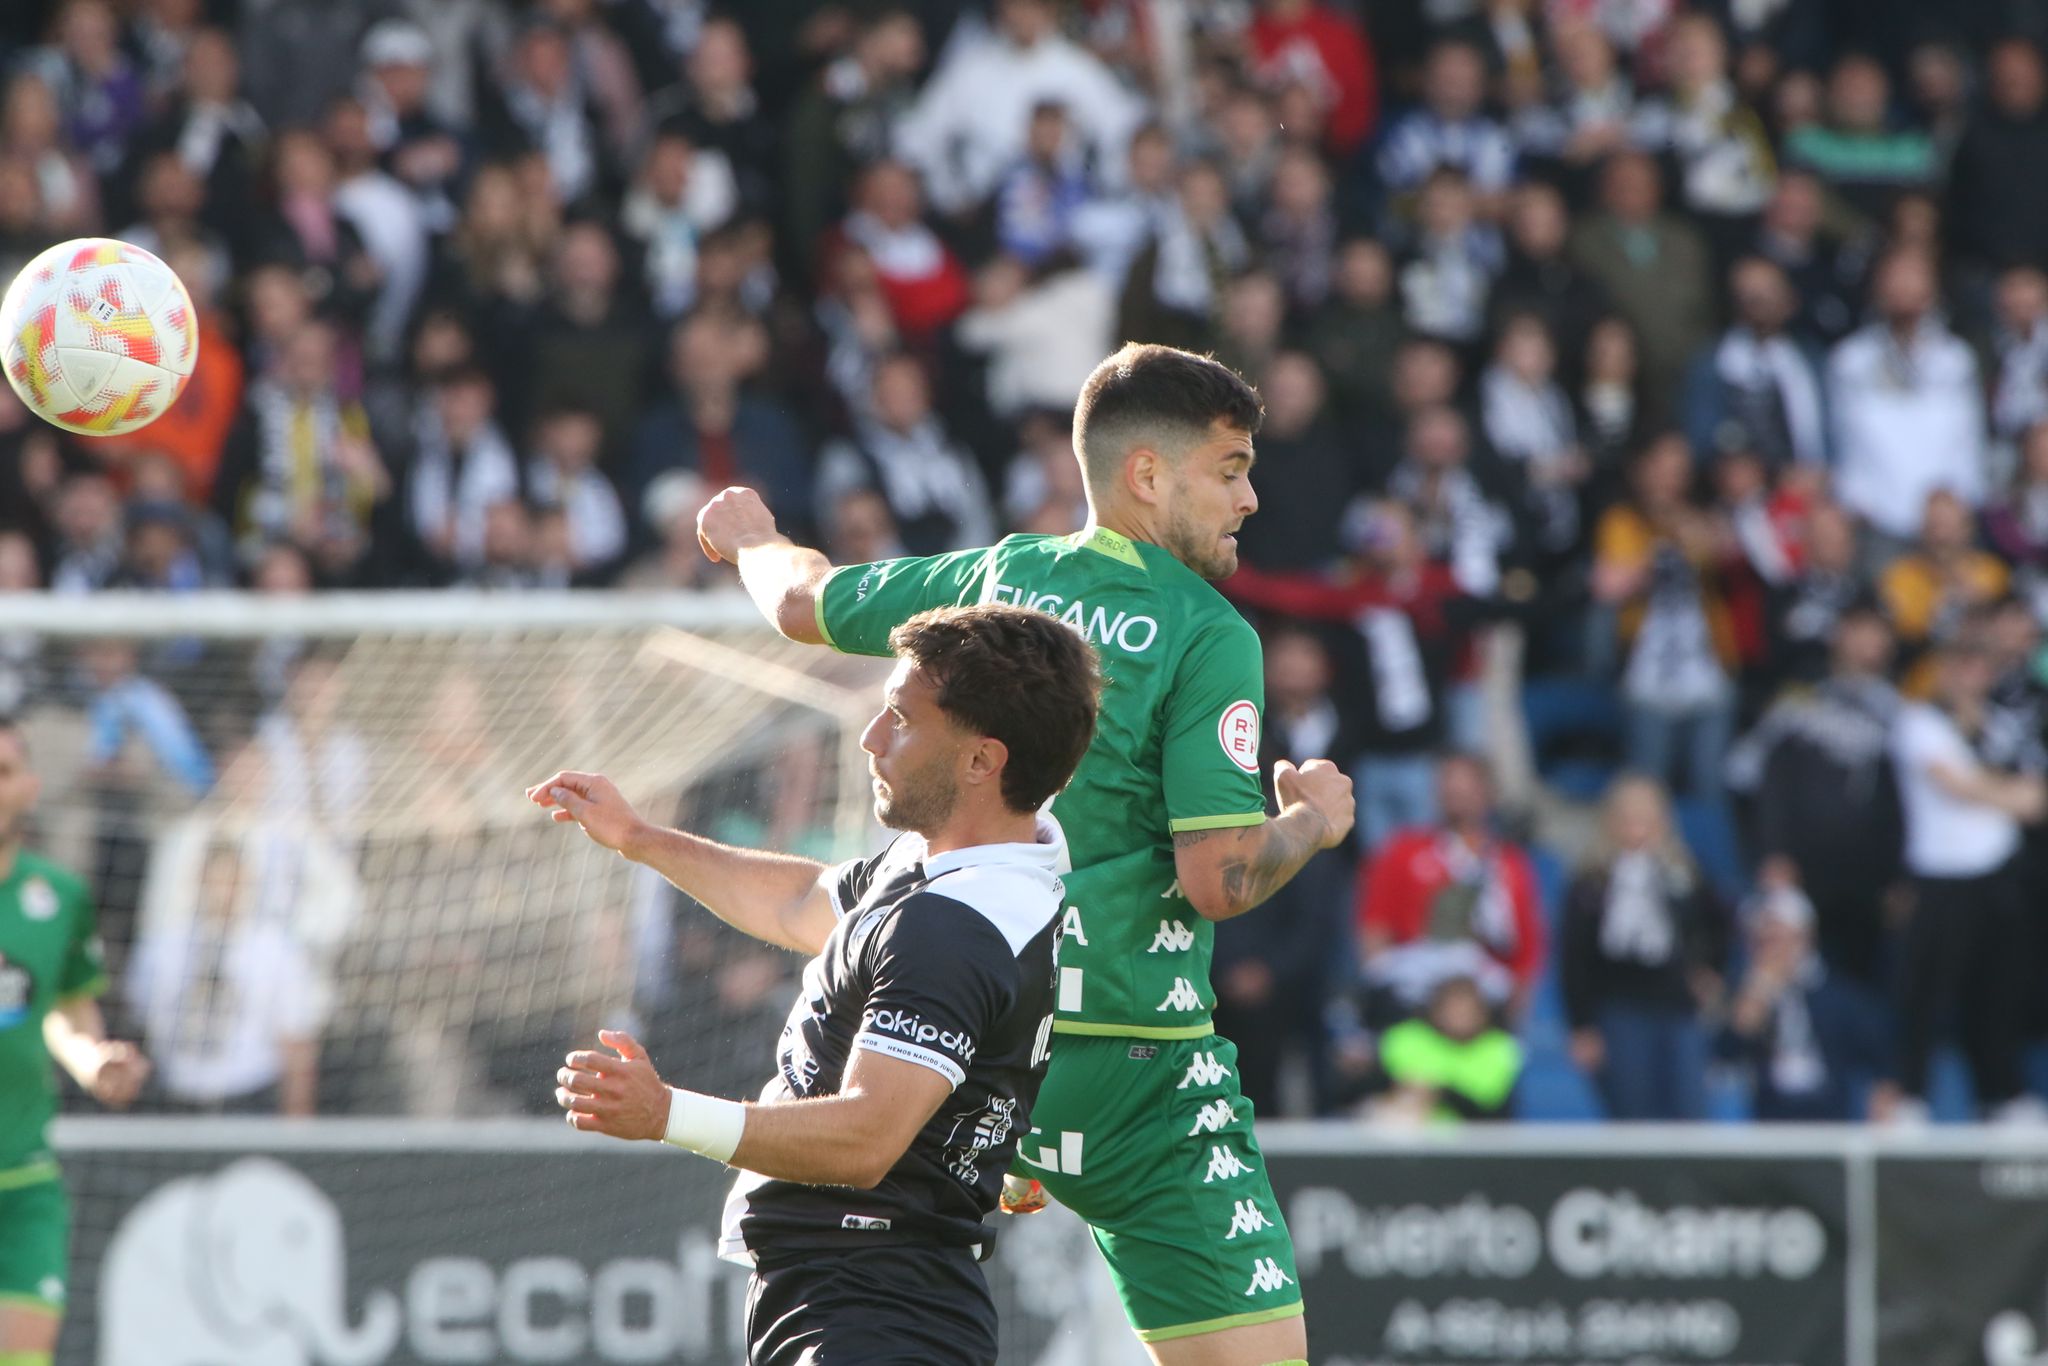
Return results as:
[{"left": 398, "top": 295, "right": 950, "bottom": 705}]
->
[
  {"left": 919, "top": 805, "right": 1041, "bottom": 859},
  {"left": 1088, "top": 505, "right": 1163, "bottom": 550}
]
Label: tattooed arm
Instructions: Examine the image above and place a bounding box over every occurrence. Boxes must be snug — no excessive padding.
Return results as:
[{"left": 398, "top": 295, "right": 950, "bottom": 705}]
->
[{"left": 1172, "top": 759, "right": 1355, "bottom": 922}]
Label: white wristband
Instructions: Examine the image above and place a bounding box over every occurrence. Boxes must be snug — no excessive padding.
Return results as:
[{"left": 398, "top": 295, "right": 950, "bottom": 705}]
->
[{"left": 662, "top": 1087, "right": 746, "bottom": 1163}]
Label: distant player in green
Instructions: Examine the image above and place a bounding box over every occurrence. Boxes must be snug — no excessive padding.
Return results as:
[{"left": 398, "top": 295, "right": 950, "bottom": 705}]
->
[
  {"left": 698, "top": 343, "right": 1355, "bottom": 1365},
  {"left": 0, "top": 718, "right": 150, "bottom": 1366}
]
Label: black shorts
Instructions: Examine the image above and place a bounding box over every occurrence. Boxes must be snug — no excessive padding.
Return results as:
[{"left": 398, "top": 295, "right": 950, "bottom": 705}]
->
[{"left": 745, "top": 1244, "right": 998, "bottom": 1365}]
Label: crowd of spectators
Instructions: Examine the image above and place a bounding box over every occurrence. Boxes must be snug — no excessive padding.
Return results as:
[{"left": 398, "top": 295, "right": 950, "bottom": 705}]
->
[{"left": 8, "top": 0, "right": 2048, "bottom": 1125}]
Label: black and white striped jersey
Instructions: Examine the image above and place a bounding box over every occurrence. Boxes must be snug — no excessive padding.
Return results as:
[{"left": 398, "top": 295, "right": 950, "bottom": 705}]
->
[{"left": 718, "top": 816, "right": 1066, "bottom": 1263}]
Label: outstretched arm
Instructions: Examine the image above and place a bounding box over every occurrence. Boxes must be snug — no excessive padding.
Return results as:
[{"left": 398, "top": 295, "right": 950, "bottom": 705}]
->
[
  {"left": 696, "top": 486, "right": 832, "bottom": 644},
  {"left": 1172, "top": 758, "right": 1355, "bottom": 921},
  {"left": 557, "top": 1030, "right": 951, "bottom": 1189},
  {"left": 44, "top": 996, "right": 150, "bottom": 1108},
  {"left": 529, "top": 771, "right": 838, "bottom": 955}
]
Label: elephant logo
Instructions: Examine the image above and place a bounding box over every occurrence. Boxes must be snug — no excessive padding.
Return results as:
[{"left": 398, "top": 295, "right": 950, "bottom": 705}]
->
[{"left": 100, "top": 1157, "right": 401, "bottom": 1366}]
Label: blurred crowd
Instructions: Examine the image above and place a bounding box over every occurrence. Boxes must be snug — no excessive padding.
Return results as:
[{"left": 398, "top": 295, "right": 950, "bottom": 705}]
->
[{"left": 7, "top": 0, "right": 2048, "bottom": 1125}]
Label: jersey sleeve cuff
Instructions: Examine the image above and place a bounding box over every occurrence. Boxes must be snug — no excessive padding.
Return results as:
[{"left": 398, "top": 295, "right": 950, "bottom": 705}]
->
[
  {"left": 1167, "top": 812, "right": 1267, "bottom": 833},
  {"left": 813, "top": 565, "right": 843, "bottom": 651},
  {"left": 853, "top": 1031, "right": 964, "bottom": 1088},
  {"left": 55, "top": 974, "right": 109, "bottom": 1004}
]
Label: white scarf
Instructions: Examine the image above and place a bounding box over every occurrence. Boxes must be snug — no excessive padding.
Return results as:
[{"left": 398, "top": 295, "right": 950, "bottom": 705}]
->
[
  {"left": 1715, "top": 328, "right": 1826, "bottom": 467},
  {"left": 1151, "top": 202, "right": 1247, "bottom": 315},
  {"left": 848, "top": 418, "right": 994, "bottom": 545},
  {"left": 1599, "top": 850, "right": 1677, "bottom": 965},
  {"left": 844, "top": 209, "right": 946, "bottom": 279},
  {"left": 1482, "top": 366, "right": 1577, "bottom": 462}
]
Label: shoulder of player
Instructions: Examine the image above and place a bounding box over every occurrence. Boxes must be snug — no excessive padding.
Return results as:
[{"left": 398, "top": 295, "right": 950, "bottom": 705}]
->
[
  {"left": 886, "top": 868, "right": 1062, "bottom": 960},
  {"left": 1172, "top": 594, "right": 1262, "bottom": 668},
  {"left": 17, "top": 851, "right": 88, "bottom": 901}
]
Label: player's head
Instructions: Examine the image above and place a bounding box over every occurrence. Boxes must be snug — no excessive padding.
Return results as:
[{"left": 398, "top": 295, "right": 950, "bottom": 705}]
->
[
  {"left": 863, "top": 606, "right": 1102, "bottom": 833},
  {"left": 0, "top": 717, "right": 38, "bottom": 849},
  {"left": 1073, "top": 343, "right": 1264, "bottom": 580}
]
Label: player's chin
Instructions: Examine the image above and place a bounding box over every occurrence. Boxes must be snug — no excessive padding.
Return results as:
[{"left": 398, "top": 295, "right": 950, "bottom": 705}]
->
[{"left": 1203, "top": 539, "right": 1240, "bottom": 580}]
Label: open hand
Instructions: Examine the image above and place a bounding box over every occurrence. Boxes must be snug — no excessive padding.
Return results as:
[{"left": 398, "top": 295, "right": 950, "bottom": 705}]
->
[
  {"left": 527, "top": 771, "right": 645, "bottom": 855},
  {"left": 556, "top": 1030, "right": 671, "bottom": 1142},
  {"left": 90, "top": 1041, "right": 151, "bottom": 1108}
]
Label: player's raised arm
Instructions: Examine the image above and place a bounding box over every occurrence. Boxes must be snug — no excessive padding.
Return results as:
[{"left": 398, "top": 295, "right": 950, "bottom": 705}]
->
[
  {"left": 528, "top": 771, "right": 838, "bottom": 954},
  {"left": 695, "top": 487, "right": 832, "bottom": 644}
]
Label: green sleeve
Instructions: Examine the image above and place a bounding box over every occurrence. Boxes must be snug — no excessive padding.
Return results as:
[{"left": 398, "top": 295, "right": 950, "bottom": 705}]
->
[
  {"left": 815, "top": 546, "right": 999, "bottom": 656},
  {"left": 58, "top": 880, "right": 108, "bottom": 1000},
  {"left": 1160, "top": 615, "right": 1267, "bottom": 832}
]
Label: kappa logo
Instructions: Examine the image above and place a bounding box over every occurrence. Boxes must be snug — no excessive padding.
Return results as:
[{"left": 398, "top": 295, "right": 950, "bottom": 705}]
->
[
  {"left": 1147, "top": 920, "right": 1196, "bottom": 954},
  {"left": 1177, "top": 1051, "right": 1232, "bottom": 1090},
  {"left": 1244, "top": 1257, "right": 1295, "bottom": 1296},
  {"left": 1155, "top": 977, "right": 1203, "bottom": 1012},
  {"left": 1217, "top": 700, "right": 1260, "bottom": 772},
  {"left": 1202, "top": 1145, "right": 1256, "bottom": 1183},
  {"left": 1224, "top": 1200, "right": 1275, "bottom": 1241},
  {"left": 1188, "top": 1099, "right": 1235, "bottom": 1137}
]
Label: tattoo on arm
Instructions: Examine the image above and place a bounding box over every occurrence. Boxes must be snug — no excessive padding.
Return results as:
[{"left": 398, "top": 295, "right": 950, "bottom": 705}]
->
[{"left": 1175, "top": 811, "right": 1329, "bottom": 915}]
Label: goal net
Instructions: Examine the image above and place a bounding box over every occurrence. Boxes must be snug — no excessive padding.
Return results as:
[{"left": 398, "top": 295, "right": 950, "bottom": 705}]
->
[{"left": 14, "top": 591, "right": 886, "bottom": 1126}]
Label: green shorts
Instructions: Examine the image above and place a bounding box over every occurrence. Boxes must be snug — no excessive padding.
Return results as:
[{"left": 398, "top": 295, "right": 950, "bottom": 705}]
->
[
  {"left": 0, "top": 1170, "right": 69, "bottom": 1314},
  {"left": 1014, "top": 1032, "right": 1303, "bottom": 1343}
]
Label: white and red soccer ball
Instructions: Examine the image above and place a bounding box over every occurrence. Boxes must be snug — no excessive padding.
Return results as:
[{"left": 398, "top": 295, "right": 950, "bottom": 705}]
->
[{"left": 1, "top": 237, "right": 198, "bottom": 437}]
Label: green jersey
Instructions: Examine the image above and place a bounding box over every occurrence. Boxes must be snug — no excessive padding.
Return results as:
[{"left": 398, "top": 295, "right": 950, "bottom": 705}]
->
[
  {"left": 0, "top": 851, "right": 106, "bottom": 1180},
  {"left": 817, "top": 525, "right": 1267, "bottom": 1037}
]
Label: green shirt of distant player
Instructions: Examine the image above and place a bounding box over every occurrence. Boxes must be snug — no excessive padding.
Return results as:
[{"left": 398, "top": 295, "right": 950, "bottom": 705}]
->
[
  {"left": 0, "top": 850, "right": 106, "bottom": 1180},
  {"left": 818, "top": 525, "right": 1265, "bottom": 1037}
]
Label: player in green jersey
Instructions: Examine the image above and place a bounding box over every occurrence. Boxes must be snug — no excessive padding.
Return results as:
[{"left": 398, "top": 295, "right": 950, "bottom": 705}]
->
[
  {"left": 697, "top": 343, "right": 1354, "bottom": 1365},
  {"left": 0, "top": 719, "right": 150, "bottom": 1366}
]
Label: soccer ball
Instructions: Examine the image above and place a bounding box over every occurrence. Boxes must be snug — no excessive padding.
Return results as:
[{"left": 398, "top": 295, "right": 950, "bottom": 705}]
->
[{"left": 0, "top": 237, "right": 198, "bottom": 436}]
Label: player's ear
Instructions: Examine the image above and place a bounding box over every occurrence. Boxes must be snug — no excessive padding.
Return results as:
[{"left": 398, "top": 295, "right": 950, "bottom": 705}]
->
[
  {"left": 965, "top": 735, "right": 1009, "bottom": 792},
  {"left": 1124, "top": 446, "right": 1163, "bottom": 506}
]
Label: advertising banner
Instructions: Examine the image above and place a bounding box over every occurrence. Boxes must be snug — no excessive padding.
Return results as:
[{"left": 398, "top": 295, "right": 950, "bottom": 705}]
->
[
  {"left": 58, "top": 1140, "right": 1138, "bottom": 1366},
  {"left": 1270, "top": 1150, "right": 1850, "bottom": 1366},
  {"left": 1877, "top": 1153, "right": 2048, "bottom": 1366}
]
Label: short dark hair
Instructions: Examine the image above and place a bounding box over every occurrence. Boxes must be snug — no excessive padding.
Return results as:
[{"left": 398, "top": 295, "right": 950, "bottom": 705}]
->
[
  {"left": 888, "top": 605, "right": 1102, "bottom": 813},
  {"left": 1072, "top": 343, "right": 1262, "bottom": 493}
]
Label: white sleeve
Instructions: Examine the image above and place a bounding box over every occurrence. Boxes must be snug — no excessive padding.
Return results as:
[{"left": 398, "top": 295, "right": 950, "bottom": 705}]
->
[{"left": 1893, "top": 706, "right": 1952, "bottom": 778}]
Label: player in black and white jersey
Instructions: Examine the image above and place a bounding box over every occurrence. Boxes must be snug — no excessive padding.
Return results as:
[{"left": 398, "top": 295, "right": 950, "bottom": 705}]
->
[{"left": 531, "top": 605, "right": 1101, "bottom": 1365}]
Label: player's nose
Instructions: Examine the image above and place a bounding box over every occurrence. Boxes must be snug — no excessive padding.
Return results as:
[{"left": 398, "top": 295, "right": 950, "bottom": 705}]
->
[
  {"left": 858, "top": 710, "right": 888, "bottom": 757},
  {"left": 1237, "top": 475, "right": 1259, "bottom": 517}
]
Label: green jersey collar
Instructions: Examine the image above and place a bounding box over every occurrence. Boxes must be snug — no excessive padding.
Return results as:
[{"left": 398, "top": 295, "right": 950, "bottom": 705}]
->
[{"left": 1071, "top": 524, "right": 1147, "bottom": 569}]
